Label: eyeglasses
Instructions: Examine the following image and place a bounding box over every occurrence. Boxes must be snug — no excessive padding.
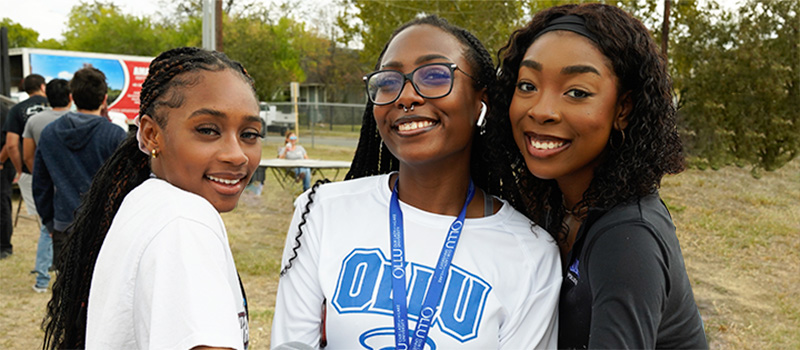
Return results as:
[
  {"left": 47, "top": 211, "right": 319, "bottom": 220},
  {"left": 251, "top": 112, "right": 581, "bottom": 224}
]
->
[{"left": 363, "top": 63, "right": 478, "bottom": 106}]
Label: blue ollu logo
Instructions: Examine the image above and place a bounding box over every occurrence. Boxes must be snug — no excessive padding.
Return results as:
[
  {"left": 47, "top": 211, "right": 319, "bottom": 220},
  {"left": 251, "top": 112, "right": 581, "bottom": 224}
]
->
[{"left": 333, "top": 249, "right": 492, "bottom": 342}]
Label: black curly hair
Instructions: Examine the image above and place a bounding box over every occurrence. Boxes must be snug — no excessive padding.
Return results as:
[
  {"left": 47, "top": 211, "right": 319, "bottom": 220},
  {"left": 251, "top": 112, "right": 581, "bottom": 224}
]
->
[
  {"left": 41, "top": 47, "right": 255, "bottom": 350},
  {"left": 279, "top": 15, "right": 514, "bottom": 275},
  {"left": 491, "top": 3, "right": 685, "bottom": 243}
]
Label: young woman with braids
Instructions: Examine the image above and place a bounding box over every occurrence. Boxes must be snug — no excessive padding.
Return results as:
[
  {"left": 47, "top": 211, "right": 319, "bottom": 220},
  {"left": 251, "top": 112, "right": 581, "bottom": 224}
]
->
[
  {"left": 271, "top": 15, "right": 560, "bottom": 349},
  {"left": 492, "top": 4, "right": 707, "bottom": 349},
  {"left": 41, "top": 47, "right": 260, "bottom": 350}
]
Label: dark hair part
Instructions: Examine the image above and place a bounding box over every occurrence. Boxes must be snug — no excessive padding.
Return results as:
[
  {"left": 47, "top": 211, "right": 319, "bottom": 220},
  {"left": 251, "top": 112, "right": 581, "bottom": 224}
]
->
[
  {"left": 280, "top": 15, "right": 511, "bottom": 275},
  {"left": 69, "top": 67, "right": 108, "bottom": 111},
  {"left": 42, "top": 47, "right": 255, "bottom": 350},
  {"left": 45, "top": 79, "right": 71, "bottom": 108},
  {"left": 23, "top": 74, "right": 45, "bottom": 94},
  {"left": 492, "top": 3, "right": 685, "bottom": 240}
]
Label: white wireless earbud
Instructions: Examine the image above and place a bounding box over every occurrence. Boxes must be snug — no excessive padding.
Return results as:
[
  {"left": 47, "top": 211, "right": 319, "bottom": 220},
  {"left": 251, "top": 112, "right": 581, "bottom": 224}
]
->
[{"left": 476, "top": 102, "right": 487, "bottom": 128}]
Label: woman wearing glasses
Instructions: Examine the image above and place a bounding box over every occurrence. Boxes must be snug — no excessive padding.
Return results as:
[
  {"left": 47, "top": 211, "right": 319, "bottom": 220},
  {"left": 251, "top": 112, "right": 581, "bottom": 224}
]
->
[{"left": 271, "top": 16, "right": 560, "bottom": 349}]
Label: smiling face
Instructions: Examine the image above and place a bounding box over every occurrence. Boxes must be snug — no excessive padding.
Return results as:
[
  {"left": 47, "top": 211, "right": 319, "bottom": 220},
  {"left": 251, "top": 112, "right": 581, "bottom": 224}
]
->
[
  {"left": 144, "top": 69, "right": 262, "bottom": 213},
  {"left": 509, "top": 30, "right": 629, "bottom": 193},
  {"left": 373, "top": 24, "right": 484, "bottom": 168}
]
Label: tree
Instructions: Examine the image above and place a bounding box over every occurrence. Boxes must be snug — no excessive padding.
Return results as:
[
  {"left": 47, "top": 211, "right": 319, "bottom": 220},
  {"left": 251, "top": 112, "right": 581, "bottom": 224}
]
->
[
  {"left": 293, "top": 8, "right": 367, "bottom": 103},
  {"left": 672, "top": 0, "right": 799, "bottom": 173},
  {"left": 337, "top": 0, "right": 526, "bottom": 66},
  {"left": 0, "top": 18, "right": 40, "bottom": 48},
  {"left": 61, "top": 1, "right": 167, "bottom": 56},
  {"left": 223, "top": 13, "right": 306, "bottom": 101}
]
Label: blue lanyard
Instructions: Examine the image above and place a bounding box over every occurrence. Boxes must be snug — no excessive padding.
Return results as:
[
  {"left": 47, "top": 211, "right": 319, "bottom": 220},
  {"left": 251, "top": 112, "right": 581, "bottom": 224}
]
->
[{"left": 389, "top": 177, "right": 475, "bottom": 350}]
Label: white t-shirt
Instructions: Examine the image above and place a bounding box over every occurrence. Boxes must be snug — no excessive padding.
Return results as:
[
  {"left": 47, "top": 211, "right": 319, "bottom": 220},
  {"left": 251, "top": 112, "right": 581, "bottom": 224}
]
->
[
  {"left": 280, "top": 144, "right": 306, "bottom": 160},
  {"left": 271, "top": 174, "right": 561, "bottom": 349},
  {"left": 87, "top": 178, "right": 249, "bottom": 350}
]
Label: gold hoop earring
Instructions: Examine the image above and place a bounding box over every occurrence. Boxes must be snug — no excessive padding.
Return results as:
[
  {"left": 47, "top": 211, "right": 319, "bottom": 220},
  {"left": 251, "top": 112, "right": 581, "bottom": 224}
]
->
[{"left": 151, "top": 148, "right": 159, "bottom": 159}]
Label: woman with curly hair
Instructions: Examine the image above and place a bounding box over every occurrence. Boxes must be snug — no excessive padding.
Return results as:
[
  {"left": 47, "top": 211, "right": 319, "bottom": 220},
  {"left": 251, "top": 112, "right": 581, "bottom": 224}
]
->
[
  {"left": 491, "top": 3, "right": 707, "bottom": 349},
  {"left": 271, "top": 15, "right": 560, "bottom": 349},
  {"left": 41, "top": 47, "right": 259, "bottom": 349}
]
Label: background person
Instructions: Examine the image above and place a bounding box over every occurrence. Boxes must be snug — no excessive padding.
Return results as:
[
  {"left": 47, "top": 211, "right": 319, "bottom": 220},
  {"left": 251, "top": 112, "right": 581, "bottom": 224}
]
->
[
  {"left": 492, "top": 3, "right": 707, "bottom": 348},
  {"left": 0, "top": 102, "right": 14, "bottom": 259},
  {"left": 41, "top": 47, "right": 259, "bottom": 350},
  {"left": 277, "top": 131, "right": 311, "bottom": 191},
  {"left": 1, "top": 74, "right": 49, "bottom": 259},
  {"left": 22, "top": 78, "right": 71, "bottom": 292},
  {"left": 33, "top": 67, "right": 126, "bottom": 272},
  {"left": 271, "top": 15, "right": 560, "bottom": 349}
]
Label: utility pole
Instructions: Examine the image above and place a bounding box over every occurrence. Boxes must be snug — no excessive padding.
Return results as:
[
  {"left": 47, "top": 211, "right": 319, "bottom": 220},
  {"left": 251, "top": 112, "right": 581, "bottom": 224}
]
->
[
  {"left": 662, "top": 0, "right": 671, "bottom": 57},
  {"left": 202, "top": 0, "right": 223, "bottom": 52},
  {"left": 215, "top": 0, "right": 223, "bottom": 52},
  {"left": 0, "top": 27, "right": 10, "bottom": 97}
]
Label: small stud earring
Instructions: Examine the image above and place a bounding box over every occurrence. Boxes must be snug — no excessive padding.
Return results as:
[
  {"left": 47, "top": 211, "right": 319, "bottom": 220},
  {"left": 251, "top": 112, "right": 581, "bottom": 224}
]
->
[{"left": 151, "top": 148, "right": 159, "bottom": 159}]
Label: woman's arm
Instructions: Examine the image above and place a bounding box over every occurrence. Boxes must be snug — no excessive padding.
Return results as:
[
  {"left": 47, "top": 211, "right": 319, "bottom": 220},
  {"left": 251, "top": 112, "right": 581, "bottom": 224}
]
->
[
  {"left": 271, "top": 193, "right": 325, "bottom": 348},
  {"left": 585, "top": 223, "right": 669, "bottom": 348}
]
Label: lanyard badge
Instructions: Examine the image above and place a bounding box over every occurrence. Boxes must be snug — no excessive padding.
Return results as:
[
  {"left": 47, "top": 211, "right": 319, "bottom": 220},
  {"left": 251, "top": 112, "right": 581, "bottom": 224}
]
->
[{"left": 389, "top": 178, "right": 475, "bottom": 350}]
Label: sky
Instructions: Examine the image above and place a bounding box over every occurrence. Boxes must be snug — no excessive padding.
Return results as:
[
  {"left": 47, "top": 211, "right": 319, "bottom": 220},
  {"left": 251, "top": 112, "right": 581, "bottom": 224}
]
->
[
  {"left": 1, "top": 0, "right": 336, "bottom": 41},
  {"left": 1, "top": 0, "right": 165, "bottom": 40},
  {"left": 3, "top": 0, "right": 742, "bottom": 42}
]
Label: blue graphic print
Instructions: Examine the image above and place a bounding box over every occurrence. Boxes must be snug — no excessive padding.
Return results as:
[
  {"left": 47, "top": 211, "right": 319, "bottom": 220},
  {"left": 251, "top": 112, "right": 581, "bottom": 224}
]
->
[
  {"left": 569, "top": 259, "right": 580, "bottom": 279},
  {"left": 332, "top": 249, "right": 492, "bottom": 344}
]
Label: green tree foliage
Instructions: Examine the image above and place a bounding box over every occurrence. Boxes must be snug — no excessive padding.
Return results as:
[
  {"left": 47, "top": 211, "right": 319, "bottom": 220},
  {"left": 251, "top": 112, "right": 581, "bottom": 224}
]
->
[
  {"left": 61, "top": 1, "right": 170, "bottom": 56},
  {"left": 672, "top": 0, "right": 799, "bottom": 173},
  {"left": 337, "top": 0, "right": 526, "bottom": 65},
  {"left": 0, "top": 18, "right": 41, "bottom": 48},
  {"left": 224, "top": 13, "right": 306, "bottom": 101},
  {"left": 292, "top": 23, "right": 366, "bottom": 102}
]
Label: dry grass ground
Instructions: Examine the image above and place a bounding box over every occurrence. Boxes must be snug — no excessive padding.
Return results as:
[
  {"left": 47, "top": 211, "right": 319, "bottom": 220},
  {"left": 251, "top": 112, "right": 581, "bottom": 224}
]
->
[{"left": 1, "top": 137, "right": 798, "bottom": 349}]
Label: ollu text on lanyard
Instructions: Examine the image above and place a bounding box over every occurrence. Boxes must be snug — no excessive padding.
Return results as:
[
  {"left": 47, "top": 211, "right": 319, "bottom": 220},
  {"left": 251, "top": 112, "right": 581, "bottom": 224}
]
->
[{"left": 389, "top": 177, "right": 475, "bottom": 350}]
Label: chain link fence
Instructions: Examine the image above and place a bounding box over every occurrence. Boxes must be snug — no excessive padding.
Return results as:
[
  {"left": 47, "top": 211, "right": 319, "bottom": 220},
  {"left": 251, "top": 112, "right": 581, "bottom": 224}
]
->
[{"left": 267, "top": 102, "right": 366, "bottom": 133}]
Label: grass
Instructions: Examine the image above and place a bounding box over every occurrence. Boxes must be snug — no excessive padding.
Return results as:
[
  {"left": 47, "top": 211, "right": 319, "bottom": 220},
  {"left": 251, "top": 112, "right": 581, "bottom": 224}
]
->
[{"left": 1, "top": 136, "right": 798, "bottom": 348}]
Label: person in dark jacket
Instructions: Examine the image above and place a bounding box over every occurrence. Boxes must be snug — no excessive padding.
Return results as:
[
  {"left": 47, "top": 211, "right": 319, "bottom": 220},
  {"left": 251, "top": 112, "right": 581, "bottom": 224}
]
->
[
  {"left": 490, "top": 3, "right": 708, "bottom": 349},
  {"left": 33, "top": 67, "right": 126, "bottom": 270}
]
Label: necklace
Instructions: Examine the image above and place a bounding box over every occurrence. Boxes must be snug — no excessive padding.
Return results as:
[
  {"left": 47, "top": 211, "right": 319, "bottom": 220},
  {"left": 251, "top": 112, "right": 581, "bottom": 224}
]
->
[{"left": 562, "top": 196, "right": 588, "bottom": 220}]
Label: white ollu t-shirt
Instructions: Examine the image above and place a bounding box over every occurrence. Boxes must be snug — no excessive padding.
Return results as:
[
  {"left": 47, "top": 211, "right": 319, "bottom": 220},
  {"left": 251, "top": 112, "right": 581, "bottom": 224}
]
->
[
  {"left": 271, "top": 174, "right": 561, "bottom": 349},
  {"left": 87, "top": 178, "right": 249, "bottom": 349}
]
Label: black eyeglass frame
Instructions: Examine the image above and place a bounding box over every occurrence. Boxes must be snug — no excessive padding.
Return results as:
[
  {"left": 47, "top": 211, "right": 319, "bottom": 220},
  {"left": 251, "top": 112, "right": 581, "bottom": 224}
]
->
[{"left": 362, "top": 63, "right": 479, "bottom": 106}]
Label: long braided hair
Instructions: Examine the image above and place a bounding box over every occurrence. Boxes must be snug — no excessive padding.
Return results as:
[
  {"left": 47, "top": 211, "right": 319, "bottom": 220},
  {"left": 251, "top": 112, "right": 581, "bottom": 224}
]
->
[
  {"left": 494, "top": 3, "right": 685, "bottom": 242},
  {"left": 41, "top": 47, "right": 255, "bottom": 349},
  {"left": 280, "top": 15, "right": 513, "bottom": 275}
]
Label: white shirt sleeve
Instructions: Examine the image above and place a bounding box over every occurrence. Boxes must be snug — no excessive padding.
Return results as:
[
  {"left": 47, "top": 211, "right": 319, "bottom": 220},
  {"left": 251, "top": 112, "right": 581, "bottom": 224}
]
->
[
  {"left": 134, "top": 217, "right": 244, "bottom": 350},
  {"left": 498, "top": 232, "right": 561, "bottom": 349},
  {"left": 271, "top": 193, "right": 325, "bottom": 349}
]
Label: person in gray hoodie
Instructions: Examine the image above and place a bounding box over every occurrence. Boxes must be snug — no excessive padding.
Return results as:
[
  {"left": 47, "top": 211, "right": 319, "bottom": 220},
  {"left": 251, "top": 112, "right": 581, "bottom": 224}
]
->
[{"left": 33, "top": 66, "right": 126, "bottom": 271}]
